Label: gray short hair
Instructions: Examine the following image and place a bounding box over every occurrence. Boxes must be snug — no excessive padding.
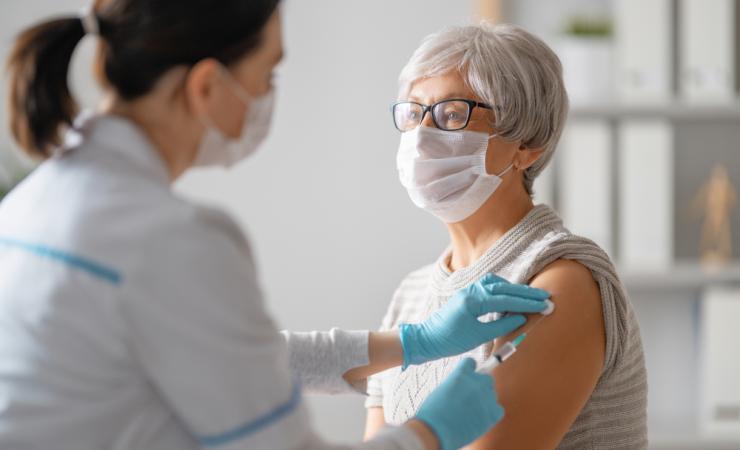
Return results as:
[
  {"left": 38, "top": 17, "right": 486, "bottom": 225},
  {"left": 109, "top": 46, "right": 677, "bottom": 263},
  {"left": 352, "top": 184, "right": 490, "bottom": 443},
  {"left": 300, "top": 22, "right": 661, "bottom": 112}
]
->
[{"left": 399, "top": 23, "right": 569, "bottom": 196}]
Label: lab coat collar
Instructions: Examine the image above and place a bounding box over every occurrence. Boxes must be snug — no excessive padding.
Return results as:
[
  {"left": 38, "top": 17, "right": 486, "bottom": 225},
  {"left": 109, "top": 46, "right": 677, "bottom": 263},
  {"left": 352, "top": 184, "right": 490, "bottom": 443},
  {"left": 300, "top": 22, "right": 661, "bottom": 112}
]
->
[{"left": 61, "top": 111, "right": 172, "bottom": 183}]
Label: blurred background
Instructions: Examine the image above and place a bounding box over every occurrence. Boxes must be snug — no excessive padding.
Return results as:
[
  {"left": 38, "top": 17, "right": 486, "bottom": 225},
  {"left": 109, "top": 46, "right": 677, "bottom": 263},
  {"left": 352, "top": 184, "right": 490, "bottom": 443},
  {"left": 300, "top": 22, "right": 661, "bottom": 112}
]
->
[{"left": 1, "top": 1, "right": 739, "bottom": 449}]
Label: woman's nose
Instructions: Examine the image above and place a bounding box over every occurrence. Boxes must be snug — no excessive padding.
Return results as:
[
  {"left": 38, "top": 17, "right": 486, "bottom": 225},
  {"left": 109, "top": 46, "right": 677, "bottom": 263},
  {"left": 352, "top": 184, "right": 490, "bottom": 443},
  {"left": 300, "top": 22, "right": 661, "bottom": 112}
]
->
[{"left": 420, "top": 110, "right": 435, "bottom": 128}]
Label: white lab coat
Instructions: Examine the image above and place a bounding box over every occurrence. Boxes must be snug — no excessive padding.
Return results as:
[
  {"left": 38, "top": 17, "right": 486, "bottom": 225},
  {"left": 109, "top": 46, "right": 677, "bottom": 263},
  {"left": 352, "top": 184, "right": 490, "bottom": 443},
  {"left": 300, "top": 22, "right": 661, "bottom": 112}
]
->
[{"left": 0, "top": 114, "right": 422, "bottom": 450}]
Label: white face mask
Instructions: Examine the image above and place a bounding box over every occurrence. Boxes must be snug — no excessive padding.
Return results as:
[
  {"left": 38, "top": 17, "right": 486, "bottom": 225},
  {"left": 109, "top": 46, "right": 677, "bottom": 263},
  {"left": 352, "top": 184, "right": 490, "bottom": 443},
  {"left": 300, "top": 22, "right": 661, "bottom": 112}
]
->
[
  {"left": 194, "top": 67, "right": 275, "bottom": 168},
  {"left": 396, "top": 126, "right": 513, "bottom": 223}
]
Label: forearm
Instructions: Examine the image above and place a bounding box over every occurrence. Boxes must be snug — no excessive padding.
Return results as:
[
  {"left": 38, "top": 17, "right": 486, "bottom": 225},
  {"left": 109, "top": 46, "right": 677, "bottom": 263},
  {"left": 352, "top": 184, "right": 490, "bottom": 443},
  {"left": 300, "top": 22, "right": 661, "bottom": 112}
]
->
[
  {"left": 343, "top": 330, "right": 403, "bottom": 384},
  {"left": 283, "top": 273, "right": 548, "bottom": 394}
]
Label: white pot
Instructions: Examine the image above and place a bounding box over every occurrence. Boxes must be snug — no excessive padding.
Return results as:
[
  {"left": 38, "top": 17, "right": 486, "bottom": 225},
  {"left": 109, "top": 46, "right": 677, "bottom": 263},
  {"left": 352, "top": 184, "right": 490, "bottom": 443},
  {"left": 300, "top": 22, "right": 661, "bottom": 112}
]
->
[{"left": 557, "top": 37, "right": 614, "bottom": 105}]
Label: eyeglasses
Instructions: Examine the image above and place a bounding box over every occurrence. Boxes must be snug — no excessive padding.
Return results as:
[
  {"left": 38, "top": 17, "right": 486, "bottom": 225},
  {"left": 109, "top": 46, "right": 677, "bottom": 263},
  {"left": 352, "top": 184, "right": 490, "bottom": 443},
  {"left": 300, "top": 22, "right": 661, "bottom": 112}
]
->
[{"left": 391, "top": 99, "right": 495, "bottom": 132}]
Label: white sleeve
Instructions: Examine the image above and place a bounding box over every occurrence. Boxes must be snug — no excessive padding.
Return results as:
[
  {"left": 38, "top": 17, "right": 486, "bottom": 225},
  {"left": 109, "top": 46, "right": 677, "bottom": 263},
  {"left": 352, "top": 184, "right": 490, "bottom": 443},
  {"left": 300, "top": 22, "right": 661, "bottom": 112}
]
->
[
  {"left": 281, "top": 328, "right": 370, "bottom": 395},
  {"left": 122, "top": 209, "right": 425, "bottom": 450}
]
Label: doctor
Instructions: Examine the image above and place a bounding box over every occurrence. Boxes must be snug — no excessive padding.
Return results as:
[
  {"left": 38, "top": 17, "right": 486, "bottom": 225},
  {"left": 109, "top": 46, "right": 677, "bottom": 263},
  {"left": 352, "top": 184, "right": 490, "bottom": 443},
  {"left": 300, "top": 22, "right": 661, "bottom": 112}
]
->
[{"left": 0, "top": 2, "right": 550, "bottom": 450}]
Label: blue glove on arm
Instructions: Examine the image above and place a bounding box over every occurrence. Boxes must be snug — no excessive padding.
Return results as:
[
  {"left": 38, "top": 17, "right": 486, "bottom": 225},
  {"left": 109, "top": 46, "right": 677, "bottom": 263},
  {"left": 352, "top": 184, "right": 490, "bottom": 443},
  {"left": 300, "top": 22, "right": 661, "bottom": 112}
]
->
[
  {"left": 399, "top": 273, "right": 549, "bottom": 369},
  {"left": 414, "top": 358, "right": 503, "bottom": 450}
]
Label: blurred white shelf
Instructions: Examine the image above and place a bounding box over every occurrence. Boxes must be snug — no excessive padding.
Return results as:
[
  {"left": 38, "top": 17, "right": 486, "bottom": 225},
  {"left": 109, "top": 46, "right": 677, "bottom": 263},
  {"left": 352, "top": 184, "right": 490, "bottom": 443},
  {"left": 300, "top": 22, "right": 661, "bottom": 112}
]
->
[
  {"left": 620, "top": 262, "right": 740, "bottom": 293},
  {"left": 649, "top": 420, "right": 740, "bottom": 450},
  {"left": 650, "top": 433, "right": 740, "bottom": 450},
  {"left": 570, "top": 101, "right": 740, "bottom": 120}
]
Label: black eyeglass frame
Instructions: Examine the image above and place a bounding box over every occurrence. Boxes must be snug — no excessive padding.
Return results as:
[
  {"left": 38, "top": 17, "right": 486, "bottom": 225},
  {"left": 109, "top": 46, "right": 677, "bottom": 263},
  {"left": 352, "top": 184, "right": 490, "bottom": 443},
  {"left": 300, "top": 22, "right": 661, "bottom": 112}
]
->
[{"left": 391, "top": 98, "right": 497, "bottom": 132}]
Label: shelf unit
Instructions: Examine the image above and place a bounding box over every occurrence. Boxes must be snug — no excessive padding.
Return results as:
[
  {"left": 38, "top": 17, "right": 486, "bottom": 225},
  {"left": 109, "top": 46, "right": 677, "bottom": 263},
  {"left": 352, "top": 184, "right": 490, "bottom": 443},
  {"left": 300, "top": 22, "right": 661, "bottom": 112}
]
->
[
  {"left": 621, "top": 262, "right": 740, "bottom": 293},
  {"left": 650, "top": 434, "right": 740, "bottom": 450},
  {"left": 620, "top": 261, "right": 740, "bottom": 450},
  {"left": 571, "top": 101, "right": 740, "bottom": 121},
  {"left": 559, "top": 19, "right": 740, "bottom": 450}
]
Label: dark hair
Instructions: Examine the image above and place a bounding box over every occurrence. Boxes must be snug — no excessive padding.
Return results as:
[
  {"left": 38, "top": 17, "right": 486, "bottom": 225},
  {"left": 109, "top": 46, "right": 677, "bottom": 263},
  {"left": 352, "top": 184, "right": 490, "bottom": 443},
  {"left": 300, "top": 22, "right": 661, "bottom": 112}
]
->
[{"left": 6, "top": 0, "right": 280, "bottom": 158}]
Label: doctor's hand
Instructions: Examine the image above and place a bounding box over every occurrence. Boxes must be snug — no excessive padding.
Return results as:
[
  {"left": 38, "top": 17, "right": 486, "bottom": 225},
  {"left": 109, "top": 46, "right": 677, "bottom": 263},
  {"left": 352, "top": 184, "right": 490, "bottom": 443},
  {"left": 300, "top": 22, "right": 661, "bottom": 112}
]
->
[
  {"left": 409, "top": 358, "right": 503, "bottom": 450},
  {"left": 399, "top": 273, "right": 549, "bottom": 369}
]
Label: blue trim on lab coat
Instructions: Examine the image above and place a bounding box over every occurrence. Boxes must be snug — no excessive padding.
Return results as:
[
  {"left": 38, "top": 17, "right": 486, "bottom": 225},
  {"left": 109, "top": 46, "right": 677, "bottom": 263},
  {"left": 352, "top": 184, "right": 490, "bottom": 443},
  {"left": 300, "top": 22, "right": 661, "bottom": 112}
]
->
[
  {"left": 0, "top": 237, "right": 122, "bottom": 285},
  {"left": 197, "top": 382, "right": 302, "bottom": 447}
]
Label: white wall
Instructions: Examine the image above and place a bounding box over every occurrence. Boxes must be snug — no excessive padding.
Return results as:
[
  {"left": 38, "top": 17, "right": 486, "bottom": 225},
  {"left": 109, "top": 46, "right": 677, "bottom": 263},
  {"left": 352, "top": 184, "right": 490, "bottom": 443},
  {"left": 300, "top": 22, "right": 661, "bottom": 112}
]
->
[{"left": 0, "top": 0, "right": 475, "bottom": 443}]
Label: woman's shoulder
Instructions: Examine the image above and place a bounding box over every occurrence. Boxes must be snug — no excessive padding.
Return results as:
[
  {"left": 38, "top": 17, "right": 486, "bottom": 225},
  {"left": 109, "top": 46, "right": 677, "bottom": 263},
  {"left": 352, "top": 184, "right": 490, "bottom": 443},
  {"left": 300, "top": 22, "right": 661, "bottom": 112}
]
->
[
  {"left": 522, "top": 213, "right": 642, "bottom": 376},
  {"left": 505, "top": 205, "right": 616, "bottom": 284}
]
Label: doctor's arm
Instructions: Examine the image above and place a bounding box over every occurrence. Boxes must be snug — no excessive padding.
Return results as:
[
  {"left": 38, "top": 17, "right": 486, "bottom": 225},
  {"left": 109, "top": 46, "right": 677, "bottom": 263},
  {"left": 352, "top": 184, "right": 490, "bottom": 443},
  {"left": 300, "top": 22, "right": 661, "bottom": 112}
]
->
[
  {"left": 127, "top": 214, "right": 514, "bottom": 450},
  {"left": 281, "top": 274, "right": 549, "bottom": 395},
  {"left": 280, "top": 328, "right": 402, "bottom": 394}
]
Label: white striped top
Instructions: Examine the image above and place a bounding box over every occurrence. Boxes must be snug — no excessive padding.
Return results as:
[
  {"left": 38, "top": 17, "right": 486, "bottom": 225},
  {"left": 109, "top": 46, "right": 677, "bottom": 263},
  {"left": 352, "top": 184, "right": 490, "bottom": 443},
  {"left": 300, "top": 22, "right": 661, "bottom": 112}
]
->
[{"left": 366, "top": 204, "right": 648, "bottom": 449}]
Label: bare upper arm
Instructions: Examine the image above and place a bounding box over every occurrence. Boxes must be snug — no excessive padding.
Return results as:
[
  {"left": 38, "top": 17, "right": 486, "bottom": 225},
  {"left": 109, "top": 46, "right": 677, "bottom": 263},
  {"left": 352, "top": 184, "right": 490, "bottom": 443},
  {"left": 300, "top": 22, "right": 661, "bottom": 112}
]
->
[
  {"left": 364, "top": 407, "right": 387, "bottom": 441},
  {"left": 466, "top": 259, "right": 606, "bottom": 450}
]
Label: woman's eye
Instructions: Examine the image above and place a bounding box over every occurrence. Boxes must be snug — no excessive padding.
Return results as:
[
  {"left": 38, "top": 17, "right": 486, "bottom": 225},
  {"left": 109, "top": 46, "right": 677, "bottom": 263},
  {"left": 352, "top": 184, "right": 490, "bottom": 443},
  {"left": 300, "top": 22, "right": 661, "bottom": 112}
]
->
[{"left": 443, "top": 110, "right": 465, "bottom": 123}]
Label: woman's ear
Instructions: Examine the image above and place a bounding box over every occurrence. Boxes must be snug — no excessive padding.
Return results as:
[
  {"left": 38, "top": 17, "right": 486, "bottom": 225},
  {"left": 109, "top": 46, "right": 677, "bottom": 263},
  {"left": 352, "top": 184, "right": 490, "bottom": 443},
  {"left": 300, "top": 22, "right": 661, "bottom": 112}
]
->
[
  {"left": 183, "top": 59, "right": 245, "bottom": 138},
  {"left": 183, "top": 58, "right": 222, "bottom": 119},
  {"left": 514, "top": 145, "right": 545, "bottom": 171}
]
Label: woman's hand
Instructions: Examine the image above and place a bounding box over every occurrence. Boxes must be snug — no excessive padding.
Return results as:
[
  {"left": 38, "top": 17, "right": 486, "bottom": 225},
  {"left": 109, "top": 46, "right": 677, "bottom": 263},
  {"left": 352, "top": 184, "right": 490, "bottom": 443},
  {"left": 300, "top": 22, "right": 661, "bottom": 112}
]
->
[{"left": 399, "top": 273, "right": 549, "bottom": 369}]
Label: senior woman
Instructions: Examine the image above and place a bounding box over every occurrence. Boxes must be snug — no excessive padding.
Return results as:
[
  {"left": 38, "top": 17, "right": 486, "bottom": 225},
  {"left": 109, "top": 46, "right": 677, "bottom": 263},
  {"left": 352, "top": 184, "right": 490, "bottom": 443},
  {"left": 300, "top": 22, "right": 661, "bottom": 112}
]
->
[{"left": 364, "top": 24, "right": 648, "bottom": 450}]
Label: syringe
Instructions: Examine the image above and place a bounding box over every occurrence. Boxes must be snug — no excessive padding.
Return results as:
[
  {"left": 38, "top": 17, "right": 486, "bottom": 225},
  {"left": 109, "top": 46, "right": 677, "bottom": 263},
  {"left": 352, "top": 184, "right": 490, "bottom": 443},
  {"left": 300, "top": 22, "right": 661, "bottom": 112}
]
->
[
  {"left": 476, "top": 298, "right": 555, "bottom": 373},
  {"left": 476, "top": 332, "right": 527, "bottom": 373}
]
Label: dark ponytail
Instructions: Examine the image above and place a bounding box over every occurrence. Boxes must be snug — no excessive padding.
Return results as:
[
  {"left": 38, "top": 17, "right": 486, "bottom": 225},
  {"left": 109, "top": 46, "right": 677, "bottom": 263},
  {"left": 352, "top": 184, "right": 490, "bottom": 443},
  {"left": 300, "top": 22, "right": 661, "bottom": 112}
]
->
[
  {"left": 6, "top": 0, "right": 281, "bottom": 158},
  {"left": 7, "top": 17, "right": 86, "bottom": 158}
]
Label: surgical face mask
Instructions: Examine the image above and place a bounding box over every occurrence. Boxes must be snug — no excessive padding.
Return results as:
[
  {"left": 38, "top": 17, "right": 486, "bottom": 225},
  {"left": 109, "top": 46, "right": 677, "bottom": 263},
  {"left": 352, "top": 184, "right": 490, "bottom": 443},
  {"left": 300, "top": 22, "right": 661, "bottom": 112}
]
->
[
  {"left": 397, "top": 126, "right": 513, "bottom": 223},
  {"left": 194, "top": 68, "right": 275, "bottom": 168}
]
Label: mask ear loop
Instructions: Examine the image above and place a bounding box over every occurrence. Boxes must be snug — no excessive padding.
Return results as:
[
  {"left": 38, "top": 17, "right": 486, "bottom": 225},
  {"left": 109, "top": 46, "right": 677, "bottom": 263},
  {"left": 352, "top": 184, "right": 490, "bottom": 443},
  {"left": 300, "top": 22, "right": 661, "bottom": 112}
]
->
[
  {"left": 484, "top": 133, "right": 516, "bottom": 178},
  {"left": 197, "top": 65, "right": 255, "bottom": 138},
  {"left": 496, "top": 163, "right": 515, "bottom": 178},
  {"left": 217, "top": 65, "right": 254, "bottom": 105},
  {"left": 194, "top": 66, "right": 242, "bottom": 133}
]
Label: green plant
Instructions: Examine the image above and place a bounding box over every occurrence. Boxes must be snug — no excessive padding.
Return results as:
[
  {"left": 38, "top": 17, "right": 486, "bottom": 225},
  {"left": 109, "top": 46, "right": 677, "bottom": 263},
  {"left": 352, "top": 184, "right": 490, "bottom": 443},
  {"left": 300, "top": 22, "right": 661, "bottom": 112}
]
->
[{"left": 564, "top": 16, "right": 613, "bottom": 37}]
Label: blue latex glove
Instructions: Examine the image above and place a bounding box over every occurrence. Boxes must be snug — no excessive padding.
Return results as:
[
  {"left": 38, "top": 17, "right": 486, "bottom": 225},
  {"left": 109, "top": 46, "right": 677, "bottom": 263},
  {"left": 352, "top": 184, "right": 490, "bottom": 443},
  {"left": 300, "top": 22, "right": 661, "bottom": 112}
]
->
[
  {"left": 400, "top": 273, "right": 549, "bottom": 369},
  {"left": 415, "top": 358, "right": 503, "bottom": 450}
]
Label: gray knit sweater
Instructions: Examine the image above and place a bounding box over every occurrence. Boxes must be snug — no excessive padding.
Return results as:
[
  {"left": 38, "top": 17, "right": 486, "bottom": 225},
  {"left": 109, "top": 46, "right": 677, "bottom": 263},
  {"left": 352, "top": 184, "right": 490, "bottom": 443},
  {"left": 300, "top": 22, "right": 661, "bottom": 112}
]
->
[{"left": 366, "top": 204, "right": 648, "bottom": 449}]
